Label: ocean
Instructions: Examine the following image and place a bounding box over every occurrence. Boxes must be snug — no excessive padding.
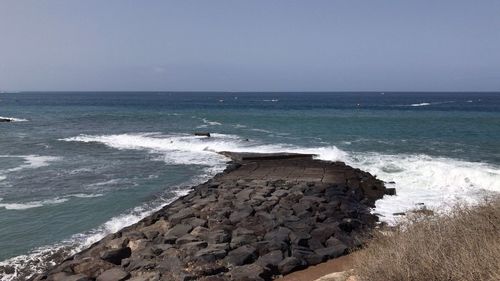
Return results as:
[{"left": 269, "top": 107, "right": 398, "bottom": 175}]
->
[{"left": 1, "top": 91, "right": 499, "bottom": 280}]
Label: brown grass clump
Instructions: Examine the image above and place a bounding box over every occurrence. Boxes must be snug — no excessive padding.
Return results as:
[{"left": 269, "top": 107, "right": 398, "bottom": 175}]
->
[{"left": 354, "top": 197, "right": 500, "bottom": 281}]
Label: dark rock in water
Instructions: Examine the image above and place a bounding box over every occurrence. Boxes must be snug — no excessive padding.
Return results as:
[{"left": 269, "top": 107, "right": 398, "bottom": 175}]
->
[
  {"left": 385, "top": 187, "right": 396, "bottom": 195},
  {"left": 32, "top": 152, "right": 387, "bottom": 281},
  {"left": 194, "top": 132, "right": 211, "bottom": 137}
]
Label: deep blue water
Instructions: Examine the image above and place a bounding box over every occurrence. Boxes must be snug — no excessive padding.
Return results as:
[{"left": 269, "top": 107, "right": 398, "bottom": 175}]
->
[{"left": 0, "top": 92, "right": 499, "bottom": 279}]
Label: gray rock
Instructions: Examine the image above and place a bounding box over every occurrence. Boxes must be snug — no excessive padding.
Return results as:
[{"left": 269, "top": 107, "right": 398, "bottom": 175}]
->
[
  {"left": 224, "top": 245, "right": 257, "bottom": 266},
  {"left": 229, "top": 206, "right": 254, "bottom": 224},
  {"left": 263, "top": 227, "right": 291, "bottom": 244},
  {"left": 71, "top": 259, "right": 114, "bottom": 278},
  {"left": 165, "top": 224, "right": 193, "bottom": 238},
  {"left": 255, "top": 250, "right": 283, "bottom": 269},
  {"left": 314, "top": 245, "right": 347, "bottom": 259},
  {"left": 175, "top": 234, "right": 200, "bottom": 245},
  {"left": 289, "top": 232, "right": 311, "bottom": 246},
  {"left": 96, "top": 268, "right": 130, "bottom": 281},
  {"left": 194, "top": 243, "right": 228, "bottom": 262},
  {"left": 278, "top": 257, "right": 303, "bottom": 275},
  {"left": 169, "top": 209, "right": 195, "bottom": 224},
  {"left": 57, "top": 274, "right": 92, "bottom": 281},
  {"left": 206, "top": 230, "right": 231, "bottom": 244},
  {"left": 183, "top": 217, "right": 207, "bottom": 228},
  {"left": 100, "top": 247, "right": 132, "bottom": 265},
  {"left": 229, "top": 264, "right": 268, "bottom": 281}
]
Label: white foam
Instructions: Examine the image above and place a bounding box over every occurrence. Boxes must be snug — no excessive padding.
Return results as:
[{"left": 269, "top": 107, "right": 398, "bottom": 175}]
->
[
  {"left": 0, "top": 193, "right": 104, "bottom": 211},
  {"left": 410, "top": 102, "right": 431, "bottom": 107},
  {"left": 61, "top": 132, "right": 500, "bottom": 224},
  {"left": 0, "top": 155, "right": 60, "bottom": 183},
  {"left": 62, "top": 133, "right": 244, "bottom": 167},
  {"left": 250, "top": 128, "right": 274, "bottom": 134},
  {"left": 0, "top": 155, "right": 61, "bottom": 173},
  {"left": 0, "top": 116, "right": 28, "bottom": 122},
  {"left": 409, "top": 101, "right": 455, "bottom": 107},
  {"left": 0, "top": 198, "right": 68, "bottom": 210},
  {"left": 202, "top": 118, "right": 222, "bottom": 126},
  {"left": 67, "top": 193, "right": 104, "bottom": 199}
]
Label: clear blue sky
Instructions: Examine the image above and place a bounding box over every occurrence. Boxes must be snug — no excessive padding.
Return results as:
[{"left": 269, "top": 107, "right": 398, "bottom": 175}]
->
[{"left": 1, "top": 0, "right": 499, "bottom": 92}]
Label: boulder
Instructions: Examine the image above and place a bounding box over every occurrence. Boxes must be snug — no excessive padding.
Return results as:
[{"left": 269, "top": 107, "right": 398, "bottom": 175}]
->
[
  {"left": 229, "top": 264, "right": 269, "bottom": 281},
  {"left": 96, "top": 268, "right": 130, "bottom": 281},
  {"left": 100, "top": 247, "right": 132, "bottom": 265},
  {"left": 194, "top": 243, "right": 228, "bottom": 262},
  {"left": 224, "top": 245, "right": 257, "bottom": 266},
  {"left": 278, "top": 257, "right": 303, "bottom": 275},
  {"left": 169, "top": 209, "right": 195, "bottom": 224},
  {"left": 255, "top": 250, "right": 283, "bottom": 269},
  {"left": 194, "top": 132, "right": 211, "bottom": 137}
]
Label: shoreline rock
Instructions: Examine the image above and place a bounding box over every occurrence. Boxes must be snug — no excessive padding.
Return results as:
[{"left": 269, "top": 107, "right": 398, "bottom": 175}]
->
[{"left": 32, "top": 152, "right": 389, "bottom": 281}]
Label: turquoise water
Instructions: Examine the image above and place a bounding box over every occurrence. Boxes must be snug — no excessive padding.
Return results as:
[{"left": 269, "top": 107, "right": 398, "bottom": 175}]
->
[{"left": 0, "top": 92, "right": 499, "bottom": 279}]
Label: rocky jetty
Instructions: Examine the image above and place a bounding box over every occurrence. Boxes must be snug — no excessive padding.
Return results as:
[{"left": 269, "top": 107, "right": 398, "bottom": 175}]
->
[{"left": 32, "top": 152, "right": 389, "bottom": 281}]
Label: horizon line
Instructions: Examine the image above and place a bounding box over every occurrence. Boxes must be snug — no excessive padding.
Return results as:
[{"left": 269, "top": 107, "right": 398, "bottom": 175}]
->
[{"left": 3, "top": 90, "right": 500, "bottom": 94}]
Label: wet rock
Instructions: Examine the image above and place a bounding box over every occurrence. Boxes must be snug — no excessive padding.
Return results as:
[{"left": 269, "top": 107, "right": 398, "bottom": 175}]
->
[{"left": 194, "top": 132, "right": 211, "bottom": 137}]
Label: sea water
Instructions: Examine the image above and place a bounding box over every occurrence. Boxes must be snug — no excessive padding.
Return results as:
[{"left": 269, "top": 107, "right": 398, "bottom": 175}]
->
[{"left": 0, "top": 92, "right": 499, "bottom": 279}]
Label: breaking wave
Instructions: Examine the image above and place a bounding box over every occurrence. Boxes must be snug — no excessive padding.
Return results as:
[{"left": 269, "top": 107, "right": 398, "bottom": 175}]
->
[
  {"left": 410, "top": 102, "right": 431, "bottom": 107},
  {"left": 61, "top": 132, "right": 500, "bottom": 224},
  {"left": 0, "top": 116, "right": 28, "bottom": 122}
]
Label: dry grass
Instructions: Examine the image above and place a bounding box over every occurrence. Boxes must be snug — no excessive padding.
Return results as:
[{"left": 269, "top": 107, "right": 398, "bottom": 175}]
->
[{"left": 354, "top": 197, "right": 500, "bottom": 281}]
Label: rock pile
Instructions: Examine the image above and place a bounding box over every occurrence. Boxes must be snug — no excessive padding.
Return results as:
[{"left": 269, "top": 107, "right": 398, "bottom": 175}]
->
[{"left": 33, "top": 153, "right": 389, "bottom": 281}]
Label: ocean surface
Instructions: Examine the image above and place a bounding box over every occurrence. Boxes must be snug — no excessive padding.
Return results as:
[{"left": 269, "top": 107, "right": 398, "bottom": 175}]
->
[{"left": 1, "top": 92, "right": 499, "bottom": 280}]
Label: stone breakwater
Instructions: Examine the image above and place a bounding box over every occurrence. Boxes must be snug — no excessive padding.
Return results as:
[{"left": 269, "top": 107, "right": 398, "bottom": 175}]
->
[{"left": 32, "top": 153, "right": 390, "bottom": 281}]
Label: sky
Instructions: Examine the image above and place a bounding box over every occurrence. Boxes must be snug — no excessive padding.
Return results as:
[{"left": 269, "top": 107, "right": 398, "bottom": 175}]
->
[{"left": 0, "top": 0, "right": 500, "bottom": 92}]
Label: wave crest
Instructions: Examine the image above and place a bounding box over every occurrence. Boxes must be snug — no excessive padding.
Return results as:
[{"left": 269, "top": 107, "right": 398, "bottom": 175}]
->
[{"left": 0, "top": 116, "right": 28, "bottom": 122}]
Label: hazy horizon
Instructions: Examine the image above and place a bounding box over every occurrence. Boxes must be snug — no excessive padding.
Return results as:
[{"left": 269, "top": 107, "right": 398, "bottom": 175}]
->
[{"left": 1, "top": 0, "right": 500, "bottom": 92}]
